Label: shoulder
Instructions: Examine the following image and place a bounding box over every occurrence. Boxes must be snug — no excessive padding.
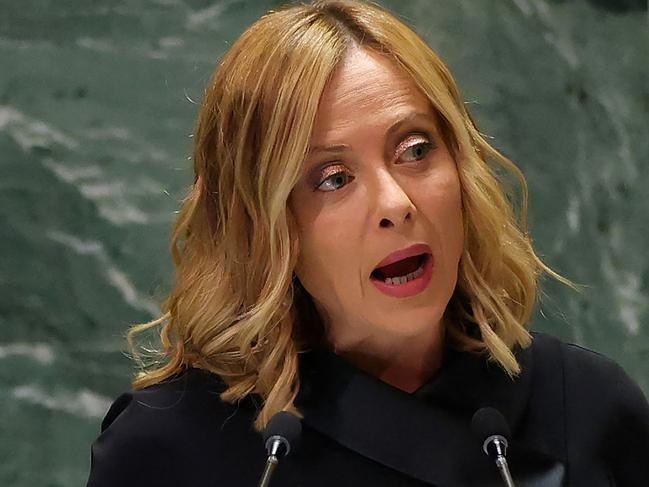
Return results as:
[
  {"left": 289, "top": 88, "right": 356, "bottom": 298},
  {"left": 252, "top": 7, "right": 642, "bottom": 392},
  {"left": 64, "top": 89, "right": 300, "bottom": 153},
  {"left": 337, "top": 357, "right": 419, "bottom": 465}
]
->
[
  {"left": 528, "top": 332, "right": 649, "bottom": 480},
  {"left": 529, "top": 331, "right": 648, "bottom": 415},
  {"left": 86, "top": 368, "right": 264, "bottom": 487},
  {"left": 98, "top": 367, "right": 254, "bottom": 437},
  {"left": 559, "top": 337, "right": 649, "bottom": 436}
]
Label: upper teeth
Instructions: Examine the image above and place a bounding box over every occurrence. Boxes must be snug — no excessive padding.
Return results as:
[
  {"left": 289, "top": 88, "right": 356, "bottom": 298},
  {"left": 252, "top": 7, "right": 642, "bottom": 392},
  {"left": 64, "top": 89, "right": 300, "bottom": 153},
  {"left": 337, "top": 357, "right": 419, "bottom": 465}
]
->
[{"left": 384, "top": 260, "right": 425, "bottom": 285}]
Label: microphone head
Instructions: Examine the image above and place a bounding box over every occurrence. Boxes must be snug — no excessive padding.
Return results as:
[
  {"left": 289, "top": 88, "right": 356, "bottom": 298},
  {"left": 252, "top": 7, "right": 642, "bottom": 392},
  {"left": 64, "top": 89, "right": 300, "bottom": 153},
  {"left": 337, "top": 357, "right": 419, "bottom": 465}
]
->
[
  {"left": 471, "top": 406, "right": 511, "bottom": 441},
  {"left": 262, "top": 411, "right": 302, "bottom": 457},
  {"left": 471, "top": 407, "right": 511, "bottom": 457}
]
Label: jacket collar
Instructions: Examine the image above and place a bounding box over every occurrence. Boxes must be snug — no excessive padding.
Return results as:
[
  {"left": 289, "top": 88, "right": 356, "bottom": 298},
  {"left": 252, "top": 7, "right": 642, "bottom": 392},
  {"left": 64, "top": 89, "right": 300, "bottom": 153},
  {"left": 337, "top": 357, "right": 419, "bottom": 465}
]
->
[
  {"left": 296, "top": 336, "right": 564, "bottom": 486},
  {"left": 412, "top": 343, "right": 532, "bottom": 433}
]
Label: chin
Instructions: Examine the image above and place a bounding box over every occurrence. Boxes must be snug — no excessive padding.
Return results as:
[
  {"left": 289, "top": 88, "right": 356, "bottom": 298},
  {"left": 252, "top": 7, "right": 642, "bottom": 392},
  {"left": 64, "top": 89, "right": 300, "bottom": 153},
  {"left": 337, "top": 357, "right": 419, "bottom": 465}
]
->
[{"left": 377, "top": 308, "right": 446, "bottom": 339}]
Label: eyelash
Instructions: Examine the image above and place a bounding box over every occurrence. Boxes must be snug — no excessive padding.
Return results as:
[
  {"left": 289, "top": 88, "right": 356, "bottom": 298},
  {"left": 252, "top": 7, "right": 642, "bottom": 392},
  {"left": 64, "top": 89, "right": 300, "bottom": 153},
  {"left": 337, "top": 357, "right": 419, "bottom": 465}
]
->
[{"left": 315, "top": 136, "right": 435, "bottom": 193}]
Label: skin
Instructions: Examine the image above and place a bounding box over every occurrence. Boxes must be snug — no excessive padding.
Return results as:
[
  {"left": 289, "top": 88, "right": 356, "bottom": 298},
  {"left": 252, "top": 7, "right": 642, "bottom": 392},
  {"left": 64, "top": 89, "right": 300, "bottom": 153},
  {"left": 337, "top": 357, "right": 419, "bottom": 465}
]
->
[{"left": 288, "top": 46, "right": 464, "bottom": 393}]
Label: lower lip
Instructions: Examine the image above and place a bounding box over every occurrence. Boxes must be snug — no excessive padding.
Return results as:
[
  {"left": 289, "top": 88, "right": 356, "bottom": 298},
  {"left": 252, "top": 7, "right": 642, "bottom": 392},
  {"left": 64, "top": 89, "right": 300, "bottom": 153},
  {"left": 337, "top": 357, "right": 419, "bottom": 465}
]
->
[{"left": 370, "top": 254, "right": 434, "bottom": 298}]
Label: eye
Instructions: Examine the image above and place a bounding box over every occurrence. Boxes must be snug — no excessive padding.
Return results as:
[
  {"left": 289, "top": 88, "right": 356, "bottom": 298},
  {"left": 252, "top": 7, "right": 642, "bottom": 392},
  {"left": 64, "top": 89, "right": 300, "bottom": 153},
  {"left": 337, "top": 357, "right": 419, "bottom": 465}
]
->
[
  {"left": 316, "top": 169, "right": 354, "bottom": 192},
  {"left": 400, "top": 142, "right": 434, "bottom": 162},
  {"left": 398, "top": 134, "right": 436, "bottom": 163}
]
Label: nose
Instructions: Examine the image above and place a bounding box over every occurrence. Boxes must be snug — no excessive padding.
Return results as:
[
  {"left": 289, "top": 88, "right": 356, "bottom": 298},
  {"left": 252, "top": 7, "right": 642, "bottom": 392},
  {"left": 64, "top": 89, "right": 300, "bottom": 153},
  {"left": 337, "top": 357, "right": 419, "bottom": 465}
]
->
[{"left": 374, "top": 170, "right": 416, "bottom": 229}]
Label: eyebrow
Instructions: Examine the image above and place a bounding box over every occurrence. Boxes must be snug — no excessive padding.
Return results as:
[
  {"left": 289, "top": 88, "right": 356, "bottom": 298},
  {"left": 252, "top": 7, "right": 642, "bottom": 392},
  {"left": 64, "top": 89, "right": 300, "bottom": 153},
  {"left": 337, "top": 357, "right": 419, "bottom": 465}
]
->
[{"left": 307, "top": 111, "right": 436, "bottom": 155}]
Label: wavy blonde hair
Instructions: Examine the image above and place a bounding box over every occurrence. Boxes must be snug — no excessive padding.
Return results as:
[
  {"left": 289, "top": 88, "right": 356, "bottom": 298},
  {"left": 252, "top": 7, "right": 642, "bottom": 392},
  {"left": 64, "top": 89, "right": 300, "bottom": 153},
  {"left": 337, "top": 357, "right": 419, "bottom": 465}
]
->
[{"left": 128, "top": 0, "right": 574, "bottom": 430}]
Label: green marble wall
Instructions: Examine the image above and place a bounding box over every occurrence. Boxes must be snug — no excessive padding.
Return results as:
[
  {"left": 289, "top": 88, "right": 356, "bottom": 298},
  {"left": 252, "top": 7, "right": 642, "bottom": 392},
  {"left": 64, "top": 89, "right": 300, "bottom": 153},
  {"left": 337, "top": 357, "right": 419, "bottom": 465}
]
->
[{"left": 1, "top": 0, "right": 647, "bottom": 485}]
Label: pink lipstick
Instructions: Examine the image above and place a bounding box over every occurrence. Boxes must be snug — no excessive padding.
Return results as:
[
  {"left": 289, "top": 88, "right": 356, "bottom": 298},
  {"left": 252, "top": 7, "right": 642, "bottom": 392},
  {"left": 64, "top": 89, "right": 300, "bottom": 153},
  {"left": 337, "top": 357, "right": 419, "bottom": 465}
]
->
[{"left": 370, "top": 244, "right": 433, "bottom": 298}]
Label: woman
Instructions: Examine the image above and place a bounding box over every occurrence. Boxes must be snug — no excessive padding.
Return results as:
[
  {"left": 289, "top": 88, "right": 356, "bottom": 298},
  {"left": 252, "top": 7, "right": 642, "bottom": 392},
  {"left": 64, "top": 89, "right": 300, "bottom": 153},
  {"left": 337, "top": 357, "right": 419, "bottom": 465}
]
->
[{"left": 85, "top": 0, "right": 649, "bottom": 485}]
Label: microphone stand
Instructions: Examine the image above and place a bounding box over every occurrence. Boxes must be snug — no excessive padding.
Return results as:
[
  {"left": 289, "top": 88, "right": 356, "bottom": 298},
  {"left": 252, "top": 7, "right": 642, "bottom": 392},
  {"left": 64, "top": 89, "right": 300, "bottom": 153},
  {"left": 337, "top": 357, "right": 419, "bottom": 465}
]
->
[
  {"left": 257, "top": 436, "right": 283, "bottom": 487},
  {"left": 258, "top": 457, "right": 278, "bottom": 487},
  {"left": 484, "top": 435, "right": 515, "bottom": 487}
]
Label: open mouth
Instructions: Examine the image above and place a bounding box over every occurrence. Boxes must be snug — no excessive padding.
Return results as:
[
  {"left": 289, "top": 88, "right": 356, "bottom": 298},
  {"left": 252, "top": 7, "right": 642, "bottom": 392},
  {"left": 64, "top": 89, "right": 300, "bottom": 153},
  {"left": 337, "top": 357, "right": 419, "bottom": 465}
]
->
[{"left": 371, "top": 253, "right": 430, "bottom": 285}]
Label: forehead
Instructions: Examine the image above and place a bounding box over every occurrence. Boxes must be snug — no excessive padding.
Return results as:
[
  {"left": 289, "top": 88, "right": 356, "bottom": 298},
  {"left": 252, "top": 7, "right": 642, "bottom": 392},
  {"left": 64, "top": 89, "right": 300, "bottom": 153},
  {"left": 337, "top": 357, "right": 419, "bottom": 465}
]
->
[{"left": 313, "top": 47, "right": 433, "bottom": 135}]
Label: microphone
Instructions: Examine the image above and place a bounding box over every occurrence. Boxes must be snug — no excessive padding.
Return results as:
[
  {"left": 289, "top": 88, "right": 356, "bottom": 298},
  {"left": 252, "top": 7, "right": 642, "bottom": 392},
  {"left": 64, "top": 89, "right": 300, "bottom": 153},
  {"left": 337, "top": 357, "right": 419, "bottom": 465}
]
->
[
  {"left": 471, "top": 407, "right": 516, "bottom": 487},
  {"left": 257, "top": 411, "right": 302, "bottom": 487}
]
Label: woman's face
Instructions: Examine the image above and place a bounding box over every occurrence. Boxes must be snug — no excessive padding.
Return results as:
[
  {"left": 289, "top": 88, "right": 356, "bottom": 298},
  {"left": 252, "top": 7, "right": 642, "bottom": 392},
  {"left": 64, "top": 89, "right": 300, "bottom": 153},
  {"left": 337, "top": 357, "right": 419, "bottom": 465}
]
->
[{"left": 288, "top": 47, "right": 464, "bottom": 353}]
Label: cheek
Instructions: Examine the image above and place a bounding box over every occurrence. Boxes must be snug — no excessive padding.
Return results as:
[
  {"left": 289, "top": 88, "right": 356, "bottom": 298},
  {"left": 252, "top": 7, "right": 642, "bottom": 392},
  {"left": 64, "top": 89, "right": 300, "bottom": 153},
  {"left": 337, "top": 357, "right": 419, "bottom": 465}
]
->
[
  {"left": 420, "top": 171, "right": 464, "bottom": 251},
  {"left": 294, "top": 208, "right": 360, "bottom": 289},
  {"left": 442, "top": 175, "right": 463, "bottom": 227},
  {"left": 446, "top": 183, "right": 465, "bottom": 259}
]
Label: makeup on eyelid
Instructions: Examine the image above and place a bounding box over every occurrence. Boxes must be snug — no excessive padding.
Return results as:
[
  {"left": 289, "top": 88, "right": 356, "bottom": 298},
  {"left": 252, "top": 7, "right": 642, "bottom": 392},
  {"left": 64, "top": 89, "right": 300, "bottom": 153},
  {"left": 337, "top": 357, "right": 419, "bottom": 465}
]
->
[
  {"left": 320, "top": 164, "right": 347, "bottom": 182},
  {"left": 394, "top": 134, "right": 434, "bottom": 160},
  {"left": 407, "top": 135, "right": 434, "bottom": 156},
  {"left": 313, "top": 133, "right": 435, "bottom": 190}
]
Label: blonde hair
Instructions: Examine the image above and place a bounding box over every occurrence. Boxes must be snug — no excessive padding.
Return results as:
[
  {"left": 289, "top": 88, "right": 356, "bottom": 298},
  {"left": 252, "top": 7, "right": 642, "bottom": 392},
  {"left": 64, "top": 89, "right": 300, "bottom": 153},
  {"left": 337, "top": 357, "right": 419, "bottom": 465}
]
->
[{"left": 128, "top": 0, "right": 574, "bottom": 430}]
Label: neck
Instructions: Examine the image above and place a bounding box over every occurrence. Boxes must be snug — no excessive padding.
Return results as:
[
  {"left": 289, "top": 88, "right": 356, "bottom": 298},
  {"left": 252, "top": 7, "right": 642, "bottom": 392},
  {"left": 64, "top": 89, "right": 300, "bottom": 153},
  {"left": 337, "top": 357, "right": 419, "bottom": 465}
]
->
[{"left": 336, "top": 323, "right": 446, "bottom": 393}]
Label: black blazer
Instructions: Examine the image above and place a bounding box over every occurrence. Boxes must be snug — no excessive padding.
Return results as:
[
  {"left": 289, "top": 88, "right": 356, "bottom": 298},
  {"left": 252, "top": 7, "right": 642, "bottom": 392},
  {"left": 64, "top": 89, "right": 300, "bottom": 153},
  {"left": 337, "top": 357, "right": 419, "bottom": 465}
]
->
[{"left": 85, "top": 332, "right": 649, "bottom": 486}]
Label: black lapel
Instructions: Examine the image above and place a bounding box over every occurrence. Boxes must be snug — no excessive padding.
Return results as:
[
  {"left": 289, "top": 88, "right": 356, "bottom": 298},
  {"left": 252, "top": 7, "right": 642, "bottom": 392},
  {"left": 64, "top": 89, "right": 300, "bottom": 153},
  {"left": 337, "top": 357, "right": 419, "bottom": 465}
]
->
[{"left": 296, "top": 333, "right": 566, "bottom": 486}]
